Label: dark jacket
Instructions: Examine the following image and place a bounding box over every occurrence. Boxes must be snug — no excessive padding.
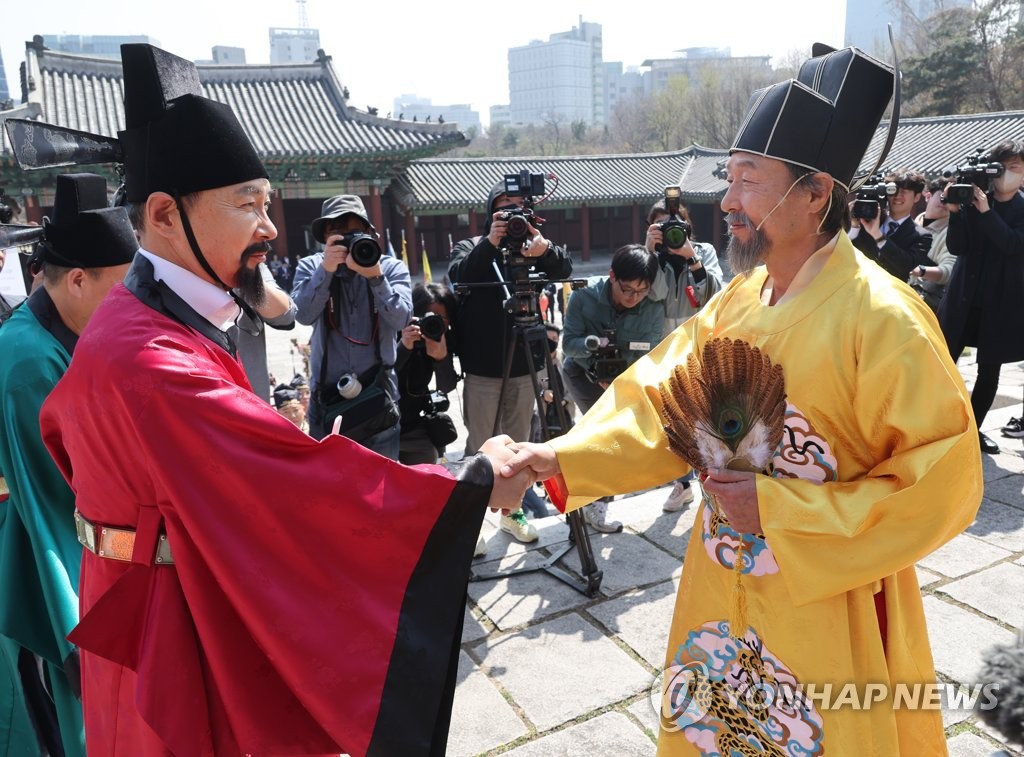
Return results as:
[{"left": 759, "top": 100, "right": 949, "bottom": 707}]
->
[
  {"left": 395, "top": 340, "right": 459, "bottom": 431},
  {"left": 448, "top": 182, "right": 573, "bottom": 378},
  {"left": 938, "top": 192, "right": 1024, "bottom": 364},
  {"left": 851, "top": 216, "right": 933, "bottom": 280}
]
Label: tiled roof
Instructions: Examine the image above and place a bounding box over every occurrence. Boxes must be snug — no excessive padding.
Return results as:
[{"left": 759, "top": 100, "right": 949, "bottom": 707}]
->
[
  {"left": 398, "top": 110, "right": 1024, "bottom": 212},
  {"left": 393, "top": 147, "right": 726, "bottom": 213},
  {"left": 0, "top": 41, "right": 465, "bottom": 162},
  {"left": 860, "top": 110, "right": 1024, "bottom": 177}
]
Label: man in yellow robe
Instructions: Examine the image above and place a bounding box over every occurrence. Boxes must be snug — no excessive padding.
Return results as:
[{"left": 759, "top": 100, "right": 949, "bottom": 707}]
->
[{"left": 502, "top": 44, "right": 983, "bottom": 756}]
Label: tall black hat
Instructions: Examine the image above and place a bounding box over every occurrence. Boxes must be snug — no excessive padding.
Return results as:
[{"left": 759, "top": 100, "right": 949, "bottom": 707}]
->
[
  {"left": 118, "top": 44, "right": 268, "bottom": 202},
  {"left": 35, "top": 173, "right": 137, "bottom": 269},
  {"left": 731, "top": 44, "right": 896, "bottom": 189}
]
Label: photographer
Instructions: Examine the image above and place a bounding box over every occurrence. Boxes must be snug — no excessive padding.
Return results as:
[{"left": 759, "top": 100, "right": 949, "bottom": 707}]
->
[
  {"left": 449, "top": 178, "right": 573, "bottom": 543},
  {"left": 850, "top": 169, "right": 932, "bottom": 279},
  {"left": 645, "top": 196, "right": 724, "bottom": 331},
  {"left": 396, "top": 283, "right": 460, "bottom": 465},
  {"left": 938, "top": 140, "right": 1024, "bottom": 454},
  {"left": 292, "top": 195, "right": 412, "bottom": 455},
  {"left": 561, "top": 244, "right": 663, "bottom": 532},
  {"left": 908, "top": 177, "right": 955, "bottom": 314},
  {"left": 644, "top": 195, "right": 724, "bottom": 513}
]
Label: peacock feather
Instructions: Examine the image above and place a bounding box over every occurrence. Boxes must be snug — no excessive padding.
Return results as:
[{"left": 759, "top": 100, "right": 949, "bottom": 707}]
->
[{"left": 660, "top": 338, "right": 787, "bottom": 474}]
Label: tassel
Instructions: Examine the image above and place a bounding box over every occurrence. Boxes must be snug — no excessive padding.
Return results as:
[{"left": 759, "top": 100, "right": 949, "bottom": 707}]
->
[{"left": 729, "top": 542, "right": 748, "bottom": 639}]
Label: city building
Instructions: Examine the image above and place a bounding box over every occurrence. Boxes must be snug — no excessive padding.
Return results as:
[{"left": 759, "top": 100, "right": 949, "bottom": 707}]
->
[
  {"left": 489, "top": 104, "right": 511, "bottom": 129},
  {"left": 844, "top": 0, "right": 973, "bottom": 54},
  {"left": 603, "top": 62, "right": 647, "bottom": 119},
  {"left": 212, "top": 46, "right": 246, "bottom": 65},
  {"left": 507, "top": 17, "right": 604, "bottom": 127},
  {"left": 0, "top": 44, "right": 10, "bottom": 106},
  {"left": 392, "top": 95, "right": 481, "bottom": 134},
  {"left": 36, "top": 33, "right": 159, "bottom": 58},
  {"left": 269, "top": 27, "right": 320, "bottom": 64},
  {"left": 641, "top": 47, "right": 771, "bottom": 94}
]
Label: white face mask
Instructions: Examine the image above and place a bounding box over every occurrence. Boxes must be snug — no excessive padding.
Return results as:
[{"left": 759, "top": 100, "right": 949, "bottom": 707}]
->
[{"left": 995, "top": 169, "right": 1024, "bottom": 194}]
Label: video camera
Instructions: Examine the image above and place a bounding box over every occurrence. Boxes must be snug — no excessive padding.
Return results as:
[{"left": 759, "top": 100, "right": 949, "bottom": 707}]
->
[
  {"left": 424, "top": 389, "right": 450, "bottom": 414},
  {"left": 657, "top": 186, "right": 692, "bottom": 251},
  {"left": 498, "top": 169, "right": 546, "bottom": 254},
  {"left": 942, "top": 149, "right": 1005, "bottom": 205},
  {"left": 852, "top": 174, "right": 897, "bottom": 221},
  {"left": 584, "top": 330, "right": 628, "bottom": 383}
]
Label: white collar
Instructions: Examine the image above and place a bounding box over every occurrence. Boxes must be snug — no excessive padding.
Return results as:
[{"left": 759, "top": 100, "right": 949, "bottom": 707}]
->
[{"left": 138, "top": 249, "right": 239, "bottom": 331}]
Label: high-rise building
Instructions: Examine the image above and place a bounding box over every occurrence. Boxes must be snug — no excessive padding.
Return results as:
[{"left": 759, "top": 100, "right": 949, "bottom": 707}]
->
[
  {"left": 269, "top": 27, "right": 320, "bottom": 64},
  {"left": 642, "top": 47, "right": 770, "bottom": 94},
  {"left": 603, "top": 61, "right": 647, "bottom": 118},
  {"left": 507, "top": 17, "right": 604, "bottom": 127},
  {"left": 212, "top": 46, "right": 246, "bottom": 65},
  {"left": 0, "top": 44, "right": 10, "bottom": 105},
  {"left": 39, "top": 34, "right": 159, "bottom": 58},
  {"left": 844, "top": 0, "right": 973, "bottom": 54}
]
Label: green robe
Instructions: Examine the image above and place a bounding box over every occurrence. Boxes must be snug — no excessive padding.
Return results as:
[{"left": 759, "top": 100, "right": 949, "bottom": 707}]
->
[{"left": 0, "top": 290, "right": 85, "bottom": 756}]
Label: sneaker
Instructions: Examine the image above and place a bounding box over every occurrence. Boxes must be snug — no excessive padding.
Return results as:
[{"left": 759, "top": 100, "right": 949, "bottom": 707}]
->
[
  {"left": 1001, "top": 416, "right": 1024, "bottom": 438},
  {"left": 584, "top": 499, "right": 623, "bottom": 533},
  {"left": 474, "top": 534, "right": 487, "bottom": 557},
  {"left": 979, "top": 432, "right": 1000, "bottom": 455},
  {"left": 662, "top": 481, "right": 696, "bottom": 512},
  {"left": 500, "top": 509, "right": 539, "bottom": 543}
]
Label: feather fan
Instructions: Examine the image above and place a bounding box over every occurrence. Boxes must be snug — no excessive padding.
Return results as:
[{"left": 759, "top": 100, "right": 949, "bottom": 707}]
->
[{"left": 660, "top": 337, "right": 787, "bottom": 474}]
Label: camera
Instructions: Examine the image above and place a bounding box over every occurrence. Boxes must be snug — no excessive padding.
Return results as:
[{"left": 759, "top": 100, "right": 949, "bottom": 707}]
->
[
  {"left": 942, "top": 149, "right": 1005, "bottom": 205},
  {"left": 413, "top": 312, "right": 446, "bottom": 342},
  {"left": 498, "top": 169, "right": 547, "bottom": 252},
  {"left": 658, "top": 185, "right": 692, "bottom": 251},
  {"left": 336, "top": 373, "right": 362, "bottom": 399},
  {"left": 335, "top": 231, "right": 382, "bottom": 267},
  {"left": 584, "top": 330, "right": 628, "bottom": 383},
  {"left": 425, "top": 389, "right": 450, "bottom": 414},
  {"left": 852, "top": 175, "right": 898, "bottom": 220}
]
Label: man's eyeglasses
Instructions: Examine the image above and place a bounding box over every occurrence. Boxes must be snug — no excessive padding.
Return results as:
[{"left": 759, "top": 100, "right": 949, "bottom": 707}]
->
[{"left": 615, "top": 280, "right": 650, "bottom": 298}]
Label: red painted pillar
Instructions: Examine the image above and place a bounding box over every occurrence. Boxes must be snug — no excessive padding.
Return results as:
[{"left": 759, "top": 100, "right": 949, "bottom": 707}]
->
[
  {"left": 632, "top": 203, "right": 643, "bottom": 244},
  {"left": 468, "top": 209, "right": 479, "bottom": 239},
  {"left": 24, "top": 193, "right": 42, "bottom": 225},
  {"left": 367, "top": 185, "right": 385, "bottom": 235}
]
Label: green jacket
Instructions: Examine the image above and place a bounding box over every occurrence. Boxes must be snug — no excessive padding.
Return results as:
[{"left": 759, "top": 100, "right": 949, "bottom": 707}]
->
[
  {"left": 562, "top": 276, "right": 664, "bottom": 369},
  {"left": 0, "top": 289, "right": 85, "bottom": 756}
]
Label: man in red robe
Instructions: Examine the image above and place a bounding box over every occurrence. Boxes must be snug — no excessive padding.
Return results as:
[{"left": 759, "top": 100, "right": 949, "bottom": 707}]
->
[{"left": 29, "top": 44, "right": 531, "bottom": 756}]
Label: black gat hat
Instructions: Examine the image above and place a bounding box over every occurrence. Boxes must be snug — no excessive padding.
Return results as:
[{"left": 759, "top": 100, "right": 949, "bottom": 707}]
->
[
  {"left": 731, "top": 44, "right": 897, "bottom": 189},
  {"left": 33, "top": 173, "right": 137, "bottom": 269}
]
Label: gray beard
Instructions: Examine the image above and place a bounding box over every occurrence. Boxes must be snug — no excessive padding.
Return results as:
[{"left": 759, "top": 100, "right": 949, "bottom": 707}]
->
[{"left": 726, "top": 226, "right": 770, "bottom": 275}]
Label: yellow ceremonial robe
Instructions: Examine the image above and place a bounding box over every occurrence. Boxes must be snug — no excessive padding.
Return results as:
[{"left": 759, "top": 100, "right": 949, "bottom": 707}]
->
[{"left": 550, "top": 233, "right": 983, "bottom": 756}]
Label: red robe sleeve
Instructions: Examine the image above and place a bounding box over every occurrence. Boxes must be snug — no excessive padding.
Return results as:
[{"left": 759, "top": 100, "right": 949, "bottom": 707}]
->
[{"left": 41, "top": 314, "right": 489, "bottom": 757}]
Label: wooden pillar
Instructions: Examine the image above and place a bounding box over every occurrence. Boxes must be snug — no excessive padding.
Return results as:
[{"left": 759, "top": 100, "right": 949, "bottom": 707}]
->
[
  {"left": 580, "top": 203, "right": 591, "bottom": 262},
  {"left": 632, "top": 203, "right": 643, "bottom": 244},
  {"left": 24, "top": 193, "right": 42, "bottom": 225},
  {"left": 367, "top": 185, "right": 384, "bottom": 235},
  {"left": 468, "top": 209, "right": 479, "bottom": 238},
  {"left": 269, "top": 195, "right": 289, "bottom": 263},
  {"left": 404, "top": 212, "right": 419, "bottom": 276}
]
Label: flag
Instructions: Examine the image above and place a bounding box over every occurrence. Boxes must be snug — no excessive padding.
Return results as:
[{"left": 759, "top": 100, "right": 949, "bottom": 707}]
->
[
  {"left": 400, "top": 230, "right": 410, "bottom": 268},
  {"left": 448, "top": 232, "right": 454, "bottom": 254},
  {"left": 385, "top": 228, "right": 397, "bottom": 258},
  {"left": 421, "top": 234, "right": 432, "bottom": 283}
]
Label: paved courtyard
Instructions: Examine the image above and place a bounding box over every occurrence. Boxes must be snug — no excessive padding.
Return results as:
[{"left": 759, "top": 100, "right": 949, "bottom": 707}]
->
[{"left": 267, "top": 303, "right": 1023, "bottom": 757}]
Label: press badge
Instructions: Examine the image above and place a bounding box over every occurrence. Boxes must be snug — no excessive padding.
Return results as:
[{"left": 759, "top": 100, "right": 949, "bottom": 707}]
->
[{"left": 629, "top": 341, "right": 651, "bottom": 352}]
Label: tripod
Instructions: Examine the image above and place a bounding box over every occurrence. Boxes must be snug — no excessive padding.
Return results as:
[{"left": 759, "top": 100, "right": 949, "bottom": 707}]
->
[{"left": 466, "top": 273, "right": 603, "bottom": 597}]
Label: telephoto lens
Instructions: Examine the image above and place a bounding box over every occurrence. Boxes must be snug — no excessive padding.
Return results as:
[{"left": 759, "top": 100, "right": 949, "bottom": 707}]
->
[
  {"left": 341, "top": 232, "right": 382, "bottom": 267},
  {"left": 417, "top": 312, "right": 447, "bottom": 341},
  {"left": 336, "top": 373, "right": 362, "bottom": 399}
]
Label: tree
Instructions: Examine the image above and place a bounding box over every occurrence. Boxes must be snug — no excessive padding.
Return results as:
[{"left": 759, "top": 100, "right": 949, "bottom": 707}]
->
[{"left": 900, "top": 0, "right": 1024, "bottom": 116}]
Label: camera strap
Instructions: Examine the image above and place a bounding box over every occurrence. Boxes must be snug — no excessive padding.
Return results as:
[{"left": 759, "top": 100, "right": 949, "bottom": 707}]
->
[{"left": 318, "top": 275, "right": 383, "bottom": 401}]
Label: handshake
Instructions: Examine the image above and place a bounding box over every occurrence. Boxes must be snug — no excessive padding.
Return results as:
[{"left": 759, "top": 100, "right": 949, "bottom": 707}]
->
[{"left": 478, "top": 437, "right": 561, "bottom": 514}]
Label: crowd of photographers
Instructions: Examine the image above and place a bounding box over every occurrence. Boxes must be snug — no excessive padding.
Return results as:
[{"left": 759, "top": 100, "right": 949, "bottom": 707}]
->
[{"left": 254, "top": 139, "right": 1024, "bottom": 544}]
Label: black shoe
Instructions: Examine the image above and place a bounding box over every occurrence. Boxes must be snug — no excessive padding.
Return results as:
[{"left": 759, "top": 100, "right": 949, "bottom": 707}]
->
[
  {"left": 1001, "top": 416, "right": 1024, "bottom": 438},
  {"left": 980, "top": 432, "right": 1000, "bottom": 454}
]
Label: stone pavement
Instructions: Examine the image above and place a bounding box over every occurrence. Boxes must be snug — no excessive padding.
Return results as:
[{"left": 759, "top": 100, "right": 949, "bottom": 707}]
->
[{"left": 266, "top": 317, "right": 1024, "bottom": 757}]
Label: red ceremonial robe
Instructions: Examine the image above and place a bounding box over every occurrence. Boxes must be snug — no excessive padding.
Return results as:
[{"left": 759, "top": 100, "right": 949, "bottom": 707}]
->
[{"left": 40, "top": 259, "right": 488, "bottom": 757}]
